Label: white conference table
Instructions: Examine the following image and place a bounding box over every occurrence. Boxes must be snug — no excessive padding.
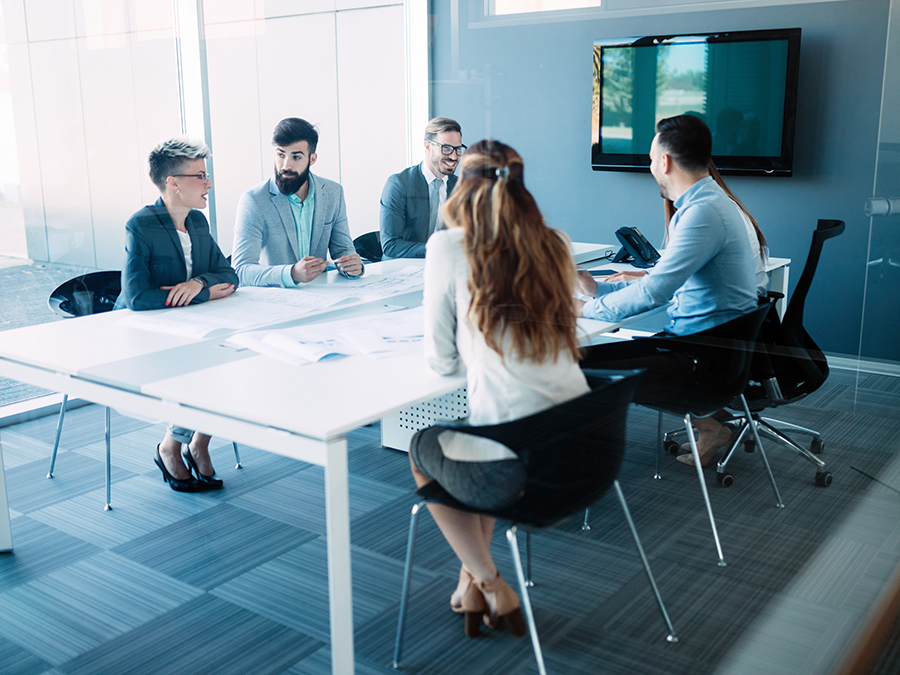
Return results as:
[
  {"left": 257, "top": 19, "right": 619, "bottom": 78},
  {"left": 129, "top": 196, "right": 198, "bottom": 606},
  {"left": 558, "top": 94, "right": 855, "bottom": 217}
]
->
[{"left": 0, "top": 242, "right": 788, "bottom": 673}]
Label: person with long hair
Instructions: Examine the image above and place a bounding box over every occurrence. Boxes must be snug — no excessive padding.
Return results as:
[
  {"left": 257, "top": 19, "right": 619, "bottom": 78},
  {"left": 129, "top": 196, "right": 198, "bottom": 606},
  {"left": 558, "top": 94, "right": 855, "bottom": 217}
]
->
[
  {"left": 120, "top": 137, "right": 238, "bottom": 491},
  {"left": 409, "top": 140, "right": 589, "bottom": 638}
]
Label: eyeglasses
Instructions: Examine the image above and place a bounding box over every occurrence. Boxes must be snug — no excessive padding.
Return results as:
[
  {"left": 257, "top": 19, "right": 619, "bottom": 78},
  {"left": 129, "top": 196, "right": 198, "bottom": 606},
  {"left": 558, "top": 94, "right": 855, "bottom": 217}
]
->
[
  {"left": 172, "top": 172, "right": 211, "bottom": 182},
  {"left": 427, "top": 141, "right": 467, "bottom": 156}
]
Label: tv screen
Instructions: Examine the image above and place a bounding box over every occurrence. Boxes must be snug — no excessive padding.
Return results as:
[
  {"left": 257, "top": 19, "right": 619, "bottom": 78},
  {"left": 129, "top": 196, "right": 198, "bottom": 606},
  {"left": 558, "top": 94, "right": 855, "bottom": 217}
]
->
[{"left": 591, "top": 28, "right": 801, "bottom": 176}]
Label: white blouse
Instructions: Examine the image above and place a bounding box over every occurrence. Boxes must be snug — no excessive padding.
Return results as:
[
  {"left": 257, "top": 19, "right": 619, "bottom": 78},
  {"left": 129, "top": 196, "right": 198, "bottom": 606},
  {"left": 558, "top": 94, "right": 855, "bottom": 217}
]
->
[
  {"left": 177, "top": 229, "right": 193, "bottom": 281},
  {"left": 423, "top": 228, "right": 590, "bottom": 461}
]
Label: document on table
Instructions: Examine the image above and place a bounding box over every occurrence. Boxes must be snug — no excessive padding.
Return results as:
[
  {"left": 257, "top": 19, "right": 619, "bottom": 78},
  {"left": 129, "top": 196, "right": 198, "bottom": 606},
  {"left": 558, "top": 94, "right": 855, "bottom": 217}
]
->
[
  {"left": 309, "top": 266, "right": 425, "bottom": 299},
  {"left": 227, "top": 306, "right": 425, "bottom": 365},
  {"left": 117, "top": 286, "right": 348, "bottom": 339}
]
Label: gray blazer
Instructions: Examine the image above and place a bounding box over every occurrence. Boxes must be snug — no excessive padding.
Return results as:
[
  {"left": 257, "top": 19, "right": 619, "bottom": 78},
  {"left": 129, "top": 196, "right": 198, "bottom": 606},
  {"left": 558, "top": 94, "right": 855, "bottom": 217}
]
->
[
  {"left": 379, "top": 164, "right": 458, "bottom": 259},
  {"left": 232, "top": 174, "right": 361, "bottom": 287}
]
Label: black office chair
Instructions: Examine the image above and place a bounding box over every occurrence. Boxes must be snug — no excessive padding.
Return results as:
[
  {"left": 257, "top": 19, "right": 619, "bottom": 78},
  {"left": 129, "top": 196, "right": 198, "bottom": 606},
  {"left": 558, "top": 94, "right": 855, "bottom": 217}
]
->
[
  {"left": 392, "top": 372, "right": 677, "bottom": 675},
  {"left": 353, "top": 231, "right": 382, "bottom": 263},
  {"left": 45, "top": 272, "right": 242, "bottom": 510},
  {"left": 584, "top": 303, "right": 780, "bottom": 566},
  {"left": 698, "top": 219, "right": 845, "bottom": 488}
]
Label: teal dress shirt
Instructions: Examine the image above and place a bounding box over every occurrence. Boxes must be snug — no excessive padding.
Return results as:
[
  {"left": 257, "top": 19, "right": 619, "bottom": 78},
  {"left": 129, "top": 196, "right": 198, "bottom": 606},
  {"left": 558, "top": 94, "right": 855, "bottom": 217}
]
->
[{"left": 281, "top": 175, "right": 317, "bottom": 287}]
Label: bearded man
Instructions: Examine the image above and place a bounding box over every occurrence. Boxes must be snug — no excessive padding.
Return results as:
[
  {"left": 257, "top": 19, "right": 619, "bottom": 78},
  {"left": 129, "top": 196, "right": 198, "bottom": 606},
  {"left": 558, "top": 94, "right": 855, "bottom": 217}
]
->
[{"left": 232, "top": 117, "right": 363, "bottom": 287}]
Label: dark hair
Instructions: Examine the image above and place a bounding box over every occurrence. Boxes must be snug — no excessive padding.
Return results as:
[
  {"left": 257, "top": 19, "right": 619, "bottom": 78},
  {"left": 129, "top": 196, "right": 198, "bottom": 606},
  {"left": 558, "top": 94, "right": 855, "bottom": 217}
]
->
[
  {"left": 147, "top": 137, "right": 210, "bottom": 192},
  {"left": 424, "top": 117, "right": 461, "bottom": 142},
  {"left": 272, "top": 118, "right": 319, "bottom": 153},
  {"left": 655, "top": 114, "right": 712, "bottom": 173}
]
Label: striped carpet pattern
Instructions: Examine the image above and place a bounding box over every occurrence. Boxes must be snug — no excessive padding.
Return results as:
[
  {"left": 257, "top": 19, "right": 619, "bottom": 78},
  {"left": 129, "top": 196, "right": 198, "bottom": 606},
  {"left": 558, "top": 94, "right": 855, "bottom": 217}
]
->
[{"left": 1, "top": 368, "right": 900, "bottom": 675}]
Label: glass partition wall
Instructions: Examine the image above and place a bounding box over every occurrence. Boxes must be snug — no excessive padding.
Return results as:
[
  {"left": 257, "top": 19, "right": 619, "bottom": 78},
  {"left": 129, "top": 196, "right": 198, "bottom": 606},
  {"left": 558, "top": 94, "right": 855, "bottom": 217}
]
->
[
  {"left": 859, "top": 0, "right": 900, "bottom": 372},
  {"left": 0, "top": 0, "right": 408, "bottom": 269},
  {"left": 0, "top": 0, "right": 410, "bottom": 409}
]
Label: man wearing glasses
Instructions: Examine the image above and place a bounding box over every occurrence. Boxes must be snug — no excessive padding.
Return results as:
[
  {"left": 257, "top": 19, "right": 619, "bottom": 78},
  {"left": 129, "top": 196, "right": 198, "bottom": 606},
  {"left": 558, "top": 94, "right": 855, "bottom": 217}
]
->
[
  {"left": 232, "top": 117, "right": 363, "bottom": 287},
  {"left": 379, "top": 117, "right": 465, "bottom": 259}
]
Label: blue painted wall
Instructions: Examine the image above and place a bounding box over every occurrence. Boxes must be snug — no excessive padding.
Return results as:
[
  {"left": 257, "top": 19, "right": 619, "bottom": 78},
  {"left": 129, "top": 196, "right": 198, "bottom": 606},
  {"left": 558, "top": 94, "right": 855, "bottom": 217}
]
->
[{"left": 431, "top": 0, "right": 890, "bottom": 357}]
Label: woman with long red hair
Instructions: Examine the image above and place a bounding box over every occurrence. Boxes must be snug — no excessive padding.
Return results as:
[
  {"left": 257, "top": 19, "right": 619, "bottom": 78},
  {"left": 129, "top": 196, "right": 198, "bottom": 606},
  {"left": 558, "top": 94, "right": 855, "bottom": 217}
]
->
[{"left": 409, "top": 140, "right": 589, "bottom": 638}]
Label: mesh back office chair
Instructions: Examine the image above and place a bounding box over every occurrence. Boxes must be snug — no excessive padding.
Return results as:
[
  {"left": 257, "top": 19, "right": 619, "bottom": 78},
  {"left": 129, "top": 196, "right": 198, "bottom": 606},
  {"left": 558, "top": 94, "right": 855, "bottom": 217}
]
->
[
  {"left": 392, "top": 372, "right": 677, "bottom": 675},
  {"left": 46, "top": 272, "right": 241, "bottom": 510},
  {"left": 584, "top": 304, "right": 780, "bottom": 566},
  {"left": 691, "top": 219, "right": 845, "bottom": 488},
  {"left": 353, "top": 231, "right": 383, "bottom": 263}
]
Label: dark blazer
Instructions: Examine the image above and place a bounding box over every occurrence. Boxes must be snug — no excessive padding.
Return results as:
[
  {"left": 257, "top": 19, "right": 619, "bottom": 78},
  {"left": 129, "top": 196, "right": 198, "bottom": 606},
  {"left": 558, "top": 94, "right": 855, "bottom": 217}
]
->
[
  {"left": 120, "top": 198, "right": 238, "bottom": 311},
  {"left": 379, "top": 164, "right": 458, "bottom": 259}
]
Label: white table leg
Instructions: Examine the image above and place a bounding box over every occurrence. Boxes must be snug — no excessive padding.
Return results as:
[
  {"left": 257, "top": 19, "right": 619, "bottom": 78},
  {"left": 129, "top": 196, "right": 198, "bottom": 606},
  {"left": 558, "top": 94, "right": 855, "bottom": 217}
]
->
[
  {"left": 0, "top": 441, "right": 12, "bottom": 552},
  {"left": 324, "top": 437, "right": 354, "bottom": 674},
  {"left": 769, "top": 265, "right": 790, "bottom": 319}
]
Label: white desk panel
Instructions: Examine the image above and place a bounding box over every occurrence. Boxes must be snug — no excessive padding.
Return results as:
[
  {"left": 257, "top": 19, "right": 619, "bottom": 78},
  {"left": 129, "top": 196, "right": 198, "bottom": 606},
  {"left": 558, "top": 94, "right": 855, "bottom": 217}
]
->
[
  {"left": 141, "top": 352, "right": 466, "bottom": 442},
  {"left": 0, "top": 311, "right": 196, "bottom": 376}
]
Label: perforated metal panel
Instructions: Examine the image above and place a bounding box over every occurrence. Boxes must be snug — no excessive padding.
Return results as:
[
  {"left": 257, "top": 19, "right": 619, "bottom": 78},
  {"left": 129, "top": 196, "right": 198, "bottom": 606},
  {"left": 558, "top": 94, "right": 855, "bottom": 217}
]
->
[{"left": 381, "top": 387, "right": 468, "bottom": 451}]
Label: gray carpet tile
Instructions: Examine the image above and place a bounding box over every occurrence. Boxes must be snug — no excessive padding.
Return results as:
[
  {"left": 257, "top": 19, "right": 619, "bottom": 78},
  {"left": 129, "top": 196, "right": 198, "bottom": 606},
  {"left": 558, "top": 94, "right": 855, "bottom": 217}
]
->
[
  {"left": 28, "top": 475, "right": 221, "bottom": 549},
  {"left": 70, "top": 424, "right": 174, "bottom": 475},
  {"left": 353, "top": 575, "right": 570, "bottom": 674},
  {"left": 0, "top": 517, "right": 99, "bottom": 593},
  {"left": 10, "top": 405, "right": 149, "bottom": 450},
  {"left": 0, "top": 380, "right": 54, "bottom": 408},
  {"left": 0, "top": 634, "right": 52, "bottom": 675},
  {"left": 486, "top": 528, "right": 646, "bottom": 620},
  {"left": 59, "top": 594, "right": 322, "bottom": 675},
  {"left": 350, "top": 494, "right": 463, "bottom": 575},
  {"left": 569, "top": 563, "right": 775, "bottom": 666},
  {"left": 5, "top": 452, "right": 137, "bottom": 514},
  {"left": 0, "top": 429, "right": 57, "bottom": 470},
  {"left": 348, "top": 436, "right": 418, "bottom": 489},
  {"left": 281, "top": 646, "right": 397, "bottom": 675},
  {"left": 212, "top": 537, "right": 436, "bottom": 643},
  {"left": 167, "top": 443, "right": 313, "bottom": 501},
  {"left": 111, "top": 503, "right": 318, "bottom": 590},
  {"left": 231, "top": 466, "right": 408, "bottom": 535},
  {"left": 0, "top": 551, "right": 203, "bottom": 666},
  {"left": 859, "top": 372, "right": 900, "bottom": 394}
]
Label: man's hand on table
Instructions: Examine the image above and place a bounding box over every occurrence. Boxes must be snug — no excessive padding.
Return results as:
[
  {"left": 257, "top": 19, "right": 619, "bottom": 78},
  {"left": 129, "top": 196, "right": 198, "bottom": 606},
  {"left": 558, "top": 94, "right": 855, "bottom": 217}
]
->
[
  {"left": 336, "top": 253, "right": 363, "bottom": 277},
  {"left": 291, "top": 256, "right": 327, "bottom": 283}
]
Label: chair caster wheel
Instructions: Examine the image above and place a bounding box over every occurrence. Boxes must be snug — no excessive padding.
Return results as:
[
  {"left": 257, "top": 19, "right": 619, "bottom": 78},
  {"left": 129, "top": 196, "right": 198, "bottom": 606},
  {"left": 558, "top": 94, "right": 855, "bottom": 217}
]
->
[
  {"left": 743, "top": 440, "right": 755, "bottom": 453},
  {"left": 664, "top": 439, "right": 680, "bottom": 456},
  {"left": 810, "top": 438, "right": 824, "bottom": 454},
  {"left": 815, "top": 471, "right": 833, "bottom": 487},
  {"left": 716, "top": 472, "right": 734, "bottom": 487}
]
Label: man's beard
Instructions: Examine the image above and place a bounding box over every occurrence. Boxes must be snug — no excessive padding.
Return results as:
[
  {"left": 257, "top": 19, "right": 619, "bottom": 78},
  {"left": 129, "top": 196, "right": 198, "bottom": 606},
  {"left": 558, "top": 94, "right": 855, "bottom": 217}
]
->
[{"left": 275, "top": 166, "right": 309, "bottom": 195}]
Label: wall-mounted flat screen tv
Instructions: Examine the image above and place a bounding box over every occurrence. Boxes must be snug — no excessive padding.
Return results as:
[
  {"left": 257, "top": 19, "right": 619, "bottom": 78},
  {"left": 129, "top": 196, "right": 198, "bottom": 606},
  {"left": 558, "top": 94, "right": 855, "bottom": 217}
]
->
[{"left": 591, "top": 28, "right": 801, "bottom": 176}]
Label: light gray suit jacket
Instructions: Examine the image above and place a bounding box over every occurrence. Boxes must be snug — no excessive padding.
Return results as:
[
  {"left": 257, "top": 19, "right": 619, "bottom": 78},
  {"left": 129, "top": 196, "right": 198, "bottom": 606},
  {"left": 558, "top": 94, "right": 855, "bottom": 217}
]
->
[{"left": 232, "top": 174, "right": 362, "bottom": 287}]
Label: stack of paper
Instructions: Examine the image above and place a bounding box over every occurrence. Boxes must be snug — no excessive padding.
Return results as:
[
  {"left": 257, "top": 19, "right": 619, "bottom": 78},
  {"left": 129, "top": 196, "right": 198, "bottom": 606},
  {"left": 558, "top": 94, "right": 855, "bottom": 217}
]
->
[
  {"left": 117, "top": 286, "right": 348, "bottom": 339},
  {"left": 227, "top": 307, "right": 425, "bottom": 365}
]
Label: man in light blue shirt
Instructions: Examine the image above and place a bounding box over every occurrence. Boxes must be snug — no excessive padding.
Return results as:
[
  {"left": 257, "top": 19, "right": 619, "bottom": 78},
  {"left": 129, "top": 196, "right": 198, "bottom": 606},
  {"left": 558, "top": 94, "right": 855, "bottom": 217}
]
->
[
  {"left": 578, "top": 127, "right": 756, "bottom": 334},
  {"left": 578, "top": 114, "right": 757, "bottom": 466},
  {"left": 232, "top": 118, "right": 363, "bottom": 287}
]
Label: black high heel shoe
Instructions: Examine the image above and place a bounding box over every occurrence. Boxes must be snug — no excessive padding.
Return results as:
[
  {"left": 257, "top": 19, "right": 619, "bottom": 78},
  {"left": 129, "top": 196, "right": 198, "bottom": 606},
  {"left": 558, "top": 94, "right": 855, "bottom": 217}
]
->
[
  {"left": 182, "top": 446, "right": 224, "bottom": 489},
  {"left": 154, "top": 446, "right": 204, "bottom": 493}
]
